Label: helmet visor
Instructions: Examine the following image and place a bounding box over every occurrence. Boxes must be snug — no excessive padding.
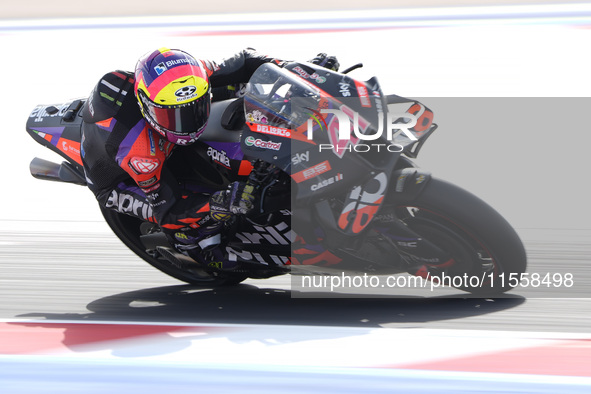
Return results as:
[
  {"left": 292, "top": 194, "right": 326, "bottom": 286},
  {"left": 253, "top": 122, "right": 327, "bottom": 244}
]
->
[{"left": 140, "top": 91, "right": 210, "bottom": 136}]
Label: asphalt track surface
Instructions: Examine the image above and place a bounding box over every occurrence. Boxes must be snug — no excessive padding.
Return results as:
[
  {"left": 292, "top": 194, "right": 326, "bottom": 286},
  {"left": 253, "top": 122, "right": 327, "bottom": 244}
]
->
[{"left": 1, "top": 223, "right": 590, "bottom": 332}]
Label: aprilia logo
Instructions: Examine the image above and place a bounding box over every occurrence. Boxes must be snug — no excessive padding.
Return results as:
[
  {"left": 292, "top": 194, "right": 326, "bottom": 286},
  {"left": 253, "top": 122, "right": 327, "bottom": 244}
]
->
[
  {"left": 207, "top": 146, "right": 231, "bottom": 168},
  {"left": 106, "top": 190, "right": 154, "bottom": 221},
  {"left": 235, "top": 221, "right": 292, "bottom": 246}
]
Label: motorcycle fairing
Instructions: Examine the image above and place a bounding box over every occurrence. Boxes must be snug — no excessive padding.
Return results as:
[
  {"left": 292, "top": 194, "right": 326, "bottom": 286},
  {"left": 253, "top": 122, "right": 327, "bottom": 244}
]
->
[{"left": 337, "top": 172, "right": 388, "bottom": 234}]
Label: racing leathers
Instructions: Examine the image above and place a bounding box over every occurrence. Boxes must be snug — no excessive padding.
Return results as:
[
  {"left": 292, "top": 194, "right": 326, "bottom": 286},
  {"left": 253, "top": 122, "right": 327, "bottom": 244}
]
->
[{"left": 81, "top": 49, "right": 286, "bottom": 267}]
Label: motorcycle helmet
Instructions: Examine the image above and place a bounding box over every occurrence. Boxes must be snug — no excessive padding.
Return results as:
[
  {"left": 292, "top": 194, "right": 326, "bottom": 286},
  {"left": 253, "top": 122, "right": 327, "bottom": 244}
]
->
[{"left": 134, "top": 48, "right": 211, "bottom": 145}]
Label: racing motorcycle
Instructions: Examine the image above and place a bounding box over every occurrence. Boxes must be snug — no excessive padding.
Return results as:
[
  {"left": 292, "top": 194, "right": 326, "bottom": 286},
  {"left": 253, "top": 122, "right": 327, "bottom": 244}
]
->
[{"left": 25, "top": 61, "right": 527, "bottom": 295}]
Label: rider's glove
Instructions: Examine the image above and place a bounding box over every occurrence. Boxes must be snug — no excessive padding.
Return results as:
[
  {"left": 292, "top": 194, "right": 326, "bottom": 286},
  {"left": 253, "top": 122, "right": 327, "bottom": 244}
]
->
[
  {"left": 209, "top": 181, "right": 256, "bottom": 222},
  {"left": 309, "top": 53, "right": 340, "bottom": 71}
]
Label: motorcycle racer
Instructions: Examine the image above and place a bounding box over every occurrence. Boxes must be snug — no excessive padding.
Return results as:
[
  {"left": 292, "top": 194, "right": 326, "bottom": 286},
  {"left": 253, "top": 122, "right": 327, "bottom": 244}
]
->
[{"left": 81, "top": 47, "right": 338, "bottom": 268}]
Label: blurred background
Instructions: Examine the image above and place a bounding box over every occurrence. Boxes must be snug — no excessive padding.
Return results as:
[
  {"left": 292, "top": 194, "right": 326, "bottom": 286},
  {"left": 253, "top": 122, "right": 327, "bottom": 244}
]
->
[{"left": 5, "top": 0, "right": 591, "bottom": 18}]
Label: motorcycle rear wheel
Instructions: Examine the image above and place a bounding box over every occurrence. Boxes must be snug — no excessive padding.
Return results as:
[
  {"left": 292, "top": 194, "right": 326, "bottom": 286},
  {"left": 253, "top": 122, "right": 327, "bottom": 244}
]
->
[
  {"left": 100, "top": 207, "right": 247, "bottom": 287},
  {"left": 389, "top": 177, "right": 527, "bottom": 295}
]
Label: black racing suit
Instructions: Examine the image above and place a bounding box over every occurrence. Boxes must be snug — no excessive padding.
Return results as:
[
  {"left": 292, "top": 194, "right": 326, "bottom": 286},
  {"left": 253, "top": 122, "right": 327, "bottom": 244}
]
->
[{"left": 81, "top": 49, "right": 286, "bottom": 265}]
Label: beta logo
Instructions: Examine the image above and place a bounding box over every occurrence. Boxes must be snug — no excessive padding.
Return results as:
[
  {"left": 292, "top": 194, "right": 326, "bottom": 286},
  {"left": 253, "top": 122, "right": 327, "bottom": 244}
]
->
[{"left": 129, "top": 157, "right": 160, "bottom": 174}]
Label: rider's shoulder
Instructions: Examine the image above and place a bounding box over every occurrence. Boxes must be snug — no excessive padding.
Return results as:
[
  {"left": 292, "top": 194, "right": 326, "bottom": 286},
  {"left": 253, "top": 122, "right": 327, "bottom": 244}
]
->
[
  {"left": 83, "top": 70, "right": 136, "bottom": 124},
  {"left": 92, "top": 70, "right": 135, "bottom": 100}
]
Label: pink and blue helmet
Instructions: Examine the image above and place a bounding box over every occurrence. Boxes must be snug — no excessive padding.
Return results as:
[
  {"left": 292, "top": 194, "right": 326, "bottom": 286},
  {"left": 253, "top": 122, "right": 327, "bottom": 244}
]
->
[{"left": 134, "top": 48, "right": 211, "bottom": 145}]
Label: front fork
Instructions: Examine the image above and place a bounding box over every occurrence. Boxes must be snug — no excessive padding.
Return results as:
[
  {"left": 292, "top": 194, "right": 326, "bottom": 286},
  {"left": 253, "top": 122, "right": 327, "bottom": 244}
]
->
[
  {"left": 377, "top": 167, "right": 455, "bottom": 276},
  {"left": 375, "top": 218, "right": 454, "bottom": 274}
]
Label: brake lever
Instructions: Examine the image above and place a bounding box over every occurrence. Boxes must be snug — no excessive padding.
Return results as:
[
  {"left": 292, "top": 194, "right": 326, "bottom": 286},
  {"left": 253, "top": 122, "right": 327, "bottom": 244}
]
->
[{"left": 341, "top": 63, "right": 363, "bottom": 74}]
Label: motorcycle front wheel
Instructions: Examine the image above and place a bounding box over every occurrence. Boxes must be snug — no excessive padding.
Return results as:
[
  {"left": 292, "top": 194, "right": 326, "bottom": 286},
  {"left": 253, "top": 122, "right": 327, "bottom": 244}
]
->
[{"left": 388, "top": 177, "right": 527, "bottom": 295}]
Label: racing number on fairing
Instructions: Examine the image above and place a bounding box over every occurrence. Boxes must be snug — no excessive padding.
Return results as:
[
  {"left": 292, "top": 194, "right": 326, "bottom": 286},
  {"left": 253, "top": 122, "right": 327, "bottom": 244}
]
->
[{"left": 338, "top": 172, "right": 388, "bottom": 233}]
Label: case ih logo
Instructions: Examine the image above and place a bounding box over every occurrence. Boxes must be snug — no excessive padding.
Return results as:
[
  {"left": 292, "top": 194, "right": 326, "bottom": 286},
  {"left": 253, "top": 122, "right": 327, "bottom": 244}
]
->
[
  {"left": 292, "top": 160, "right": 331, "bottom": 183},
  {"left": 130, "top": 157, "right": 160, "bottom": 174}
]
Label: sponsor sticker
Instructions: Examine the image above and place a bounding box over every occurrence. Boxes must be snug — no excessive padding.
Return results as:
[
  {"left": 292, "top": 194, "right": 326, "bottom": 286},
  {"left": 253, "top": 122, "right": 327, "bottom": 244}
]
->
[
  {"left": 291, "top": 151, "right": 309, "bottom": 165},
  {"left": 29, "top": 102, "right": 71, "bottom": 122},
  {"left": 129, "top": 157, "right": 160, "bottom": 174},
  {"left": 207, "top": 146, "right": 231, "bottom": 168},
  {"left": 293, "top": 66, "right": 327, "bottom": 84},
  {"left": 339, "top": 77, "right": 351, "bottom": 97},
  {"left": 244, "top": 136, "right": 282, "bottom": 151},
  {"left": 138, "top": 176, "right": 158, "bottom": 187},
  {"left": 175, "top": 85, "right": 197, "bottom": 101},
  {"left": 155, "top": 62, "right": 167, "bottom": 75},
  {"left": 354, "top": 80, "right": 372, "bottom": 108},
  {"left": 311, "top": 173, "right": 343, "bottom": 191},
  {"left": 57, "top": 138, "right": 83, "bottom": 165},
  {"left": 292, "top": 160, "right": 331, "bottom": 183},
  {"left": 248, "top": 123, "right": 291, "bottom": 138}
]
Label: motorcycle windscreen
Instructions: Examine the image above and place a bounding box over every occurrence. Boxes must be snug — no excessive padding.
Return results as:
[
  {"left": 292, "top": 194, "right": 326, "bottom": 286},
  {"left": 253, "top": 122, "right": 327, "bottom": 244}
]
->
[
  {"left": 242, "top": 63, "right": 323, "bottom": 173},
  {"left": 242, "top": 64, "right": 392, "bottom": 199}
]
